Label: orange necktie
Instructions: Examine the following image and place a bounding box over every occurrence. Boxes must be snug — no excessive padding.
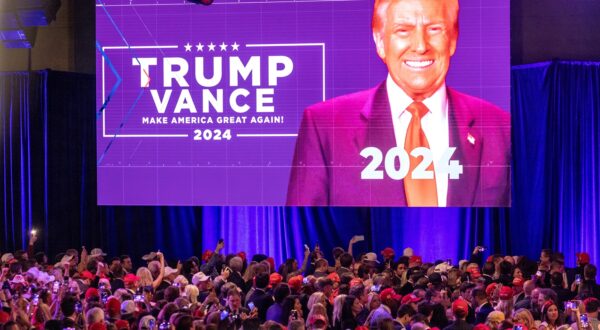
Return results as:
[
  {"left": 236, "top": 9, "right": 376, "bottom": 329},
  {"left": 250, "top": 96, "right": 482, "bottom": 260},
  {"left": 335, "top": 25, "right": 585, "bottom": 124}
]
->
[{"left": 404, "top": 102, "right": 438, "bottom": 206}]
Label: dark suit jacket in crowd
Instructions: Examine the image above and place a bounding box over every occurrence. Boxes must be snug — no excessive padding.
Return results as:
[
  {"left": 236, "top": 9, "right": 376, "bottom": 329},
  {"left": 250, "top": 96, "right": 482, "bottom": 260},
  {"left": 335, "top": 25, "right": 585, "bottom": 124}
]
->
[
  {"left": 514, "top": 296, "right": 532, "bottom": 311},
  {"left": 246, "top": 288, "right": 274, "bottom": 323},
  {"left": 475, "top": 302, "right": 494, "bottom": 325},
  {"left": 551, "top": 285, "right": 574, "bottom": 307},
  {"left": 228, "top": 271, "right": 247, "bottom": 294}
]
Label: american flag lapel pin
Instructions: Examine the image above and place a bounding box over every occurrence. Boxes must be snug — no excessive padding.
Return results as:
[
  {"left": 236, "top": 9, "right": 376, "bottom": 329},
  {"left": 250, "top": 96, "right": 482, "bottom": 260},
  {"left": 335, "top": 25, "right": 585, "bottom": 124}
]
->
[{"left": 467, "top": 133, "right": 476, "bottom": 145}]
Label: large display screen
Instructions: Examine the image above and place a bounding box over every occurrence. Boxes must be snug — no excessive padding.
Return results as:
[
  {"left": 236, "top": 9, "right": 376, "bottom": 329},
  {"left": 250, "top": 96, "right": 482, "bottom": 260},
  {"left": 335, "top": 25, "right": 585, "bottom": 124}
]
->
[{"left": 96, "top": 0, "right": 510, "bottom": 206}]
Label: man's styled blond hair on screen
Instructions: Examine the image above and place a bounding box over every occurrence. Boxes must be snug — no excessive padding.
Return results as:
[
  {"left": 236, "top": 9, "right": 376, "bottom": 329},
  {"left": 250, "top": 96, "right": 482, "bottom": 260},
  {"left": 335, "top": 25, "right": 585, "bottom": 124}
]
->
[{"left": 371, "top": 0, "right": 460, "bottom": 34}]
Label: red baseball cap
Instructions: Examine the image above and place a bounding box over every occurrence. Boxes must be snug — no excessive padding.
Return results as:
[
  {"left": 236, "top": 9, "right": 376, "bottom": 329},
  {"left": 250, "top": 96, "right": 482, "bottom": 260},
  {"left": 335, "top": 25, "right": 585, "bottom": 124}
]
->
[
  {"left": 85, "top": 288, "right": 100, "bottom": 300},
  {"left": 381, "top": 247, "right": 395, "bottom": 259},
  {"left": 237, "top": 251, "right": 247, "bottom": 261},
  {"left": 401, "top": 293, "right": 422, "bottom": 305},
  {"left": 202, "top": 249, "right": 213, "bottom": 262},
  {"left": 409, "top": 256, "right": 423, "bottom": 264},
  {"left": 106, "top": 297, "right": 121, "bottom": 316},
  {"left": 577, "top": 252, "right": 590, "bottom": 265},
  {"left": 350, "top": 278, "right": 363, "bottom": 288},
  {"left": 380, "top": 288, "right": 402, "bottom": 302},
  {"left": 288, "top": 275, "right": 303, "bottom": 290},
  {"left": 499, "top": 286, "right": 513, "bottom": 300},
  {"left": 269, "top": 272, "right": 283, "bottom": 286},
  {"left": 452, "top": 299, "right": 469, "bottom": 316},
  {"left": 266, "top": 257, "right": 275, "bottom": 273},
  {"left": 327, "top": 272, "right": 340, "bottom": 283},
  {"left": 124, "top": 273, "right": 140, "bottom": 284},
  {"left": 485, "top": 283, "right": 498, "bottom": 297},
  {"left": 115, "top": 320, "right": 129, "bottom": 330},
  {"left": 81, "top": 270, "right": 95, "bottom": 280}
]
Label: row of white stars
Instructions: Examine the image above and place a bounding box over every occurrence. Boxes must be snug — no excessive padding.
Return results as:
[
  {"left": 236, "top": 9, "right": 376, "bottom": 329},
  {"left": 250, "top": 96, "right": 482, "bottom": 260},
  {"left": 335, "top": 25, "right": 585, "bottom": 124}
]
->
[{"left": 184, "top": 42, "right": 240, "bottom": 52}]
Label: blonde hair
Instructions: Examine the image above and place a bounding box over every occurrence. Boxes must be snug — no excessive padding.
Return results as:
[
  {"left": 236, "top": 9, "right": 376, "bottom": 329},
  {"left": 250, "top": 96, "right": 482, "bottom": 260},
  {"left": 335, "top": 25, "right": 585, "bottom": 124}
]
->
[
  {"left": 495, "top": 300, "right": 513, "bottom": 321},
  {"left": 332, "top": 294, "right": 347, "bottom": 327},
  {"left": 174, "top": 275, "right": 189, "bottom": 287},
  {"left": 513, "top": 308, "right": 536, "bottom": 330},
  {"left": 184, "top": 284, "right": 199, "bottom": 304},
  {"left": 371, "top": 0, "right": 460, "bottom": 33},
  {"left": 86, "top": 307, "right": 105, "bottom": 325},
  {"left": 306, "top": 303, "right": 329, "bottom": 328},
  {"left": 136, "top": 267, "right": 154, "bottom": 287},
  {"left": 307, "top": 292, "right": 326, "bottom": 311}
]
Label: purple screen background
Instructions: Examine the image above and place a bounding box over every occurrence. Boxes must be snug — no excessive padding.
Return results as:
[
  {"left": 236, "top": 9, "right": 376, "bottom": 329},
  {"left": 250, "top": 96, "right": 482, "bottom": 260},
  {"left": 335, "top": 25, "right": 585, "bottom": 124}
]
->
[{"left": 96, "top": 0, "right": 509, "bottom": 206}]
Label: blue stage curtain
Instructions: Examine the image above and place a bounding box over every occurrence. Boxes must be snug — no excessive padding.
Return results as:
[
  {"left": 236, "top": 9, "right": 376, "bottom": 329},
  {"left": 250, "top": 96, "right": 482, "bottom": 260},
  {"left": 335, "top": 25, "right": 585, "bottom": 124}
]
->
[
  {"left": 543, "top": 61, "right": 600, "bottom": 266},
  {"left": 0, "top": 71, "right": 47, "bottom": 252},
  {"left": 510, "top": 62, "right": 551, "bottom": 257}
]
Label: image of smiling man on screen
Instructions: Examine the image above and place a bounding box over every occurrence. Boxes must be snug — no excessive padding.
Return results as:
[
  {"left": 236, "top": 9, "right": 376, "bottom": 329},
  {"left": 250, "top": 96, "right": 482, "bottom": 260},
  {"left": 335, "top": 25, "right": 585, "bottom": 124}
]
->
[{"left": 287, "top": 0, "right": 510, "bottom": 207}]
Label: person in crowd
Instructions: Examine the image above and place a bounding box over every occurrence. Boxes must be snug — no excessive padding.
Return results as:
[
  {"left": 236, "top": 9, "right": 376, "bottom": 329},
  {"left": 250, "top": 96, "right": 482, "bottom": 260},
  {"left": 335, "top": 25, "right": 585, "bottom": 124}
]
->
[
  {"left": 444, "top": 299, "right": 473, "bottom": 330},
  {"left": 337, "top": 253, "right": 354, "bottom": 277},
  {"left": 340, "top": 295, "right": 360, "bottom": 330},
  {"left": 495, "top": 286, "right": 514, "bottom": 319},
  {"left": 266, "top": 283, "right": 290, "bottom": 324},
  {"left": 512, "top": 278, "right": 526, "bottom": 305},
  {"left": 473, "top": 288, "right": 494, "bottom": 325},
  {"left": 573, "top": 264, "right": 600, "bottom": 299},
  {"left": 279, "top": 249, "right": 311, "bottom": 282},
  {"left": 331, "top": 294, "right": 346, "bottom": 330},
  {"left": 513, "top": 308, "right": 537, "bottom": 330},
  {"left": 538, "top": 300, "right": 563, "bottom": 330},
  {"left": 515, "top": 280, "right": 537, "bottom": 311},
  {"left": 395, "top": 303, "right": 416, "bottom": 330},
  {"left": 246, "top": 272, "right": 274, "bottom": 323}
]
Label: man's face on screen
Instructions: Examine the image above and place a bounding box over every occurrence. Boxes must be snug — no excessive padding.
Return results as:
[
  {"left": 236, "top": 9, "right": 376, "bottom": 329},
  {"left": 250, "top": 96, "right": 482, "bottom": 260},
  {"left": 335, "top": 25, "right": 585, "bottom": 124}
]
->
[{"left": 374, "top": 0, "right": 458, "bottom": 100}]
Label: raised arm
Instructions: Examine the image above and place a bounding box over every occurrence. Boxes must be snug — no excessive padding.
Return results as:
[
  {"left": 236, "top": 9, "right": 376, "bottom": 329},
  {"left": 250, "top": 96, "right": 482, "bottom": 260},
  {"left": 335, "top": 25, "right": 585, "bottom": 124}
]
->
[
  {"left": 77, "top": 246, "right": 88, "bottom": 273},
  {"left": 288, "top": 247, "right": 311, "bottom": 278},
  {"left": 151, "top": 252, "right": 165, "bottom": 289},
  {"left": 348, "top": 235, "right": 363, "bottom": 256}
]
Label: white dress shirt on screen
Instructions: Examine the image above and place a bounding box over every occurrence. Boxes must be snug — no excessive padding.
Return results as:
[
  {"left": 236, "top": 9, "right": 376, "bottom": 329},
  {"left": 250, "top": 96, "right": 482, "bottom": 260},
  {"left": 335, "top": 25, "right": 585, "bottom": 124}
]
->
[{"left": 386, "top": 74, "right": 450, "bottom": 207}]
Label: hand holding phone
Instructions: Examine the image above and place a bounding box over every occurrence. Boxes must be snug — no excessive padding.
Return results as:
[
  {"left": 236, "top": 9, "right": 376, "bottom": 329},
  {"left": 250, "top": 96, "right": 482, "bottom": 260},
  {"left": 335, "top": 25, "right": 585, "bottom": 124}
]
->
[{"left": 580, "top": 314, "right": 589, "bottom": 328}]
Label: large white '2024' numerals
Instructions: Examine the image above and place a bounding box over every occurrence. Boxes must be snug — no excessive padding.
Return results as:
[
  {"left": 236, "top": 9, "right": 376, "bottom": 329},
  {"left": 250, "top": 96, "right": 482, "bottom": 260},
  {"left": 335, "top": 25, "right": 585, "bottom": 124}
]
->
[{"left": 360, "top": 147, "right": 463, "bottom": 180}]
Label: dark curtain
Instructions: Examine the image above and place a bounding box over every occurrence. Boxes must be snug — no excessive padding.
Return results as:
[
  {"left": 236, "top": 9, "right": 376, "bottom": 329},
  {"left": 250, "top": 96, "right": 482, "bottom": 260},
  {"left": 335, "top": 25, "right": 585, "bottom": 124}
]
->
[
  {"left": 0, "top": 72, "right": 47, "bottom": 252},
  {"left": 1, "top": 61, "right": 599, "bottom": 270},
  {"left": 542, "top": 61, "right": 600, "bottom": 265}
]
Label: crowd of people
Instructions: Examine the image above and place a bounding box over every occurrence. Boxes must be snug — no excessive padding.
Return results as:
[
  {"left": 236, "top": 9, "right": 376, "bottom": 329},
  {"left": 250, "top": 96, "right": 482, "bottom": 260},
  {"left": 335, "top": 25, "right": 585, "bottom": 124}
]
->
[{"left": 1, "top": 234, "right": 599, "bottom": 330}]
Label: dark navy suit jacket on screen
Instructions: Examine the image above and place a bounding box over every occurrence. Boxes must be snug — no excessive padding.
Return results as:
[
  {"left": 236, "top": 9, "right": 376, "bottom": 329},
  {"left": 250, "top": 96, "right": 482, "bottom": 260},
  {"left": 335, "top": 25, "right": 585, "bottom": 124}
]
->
[{"left": 286, "top": 82, "right": 511, "bottom": 207}]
